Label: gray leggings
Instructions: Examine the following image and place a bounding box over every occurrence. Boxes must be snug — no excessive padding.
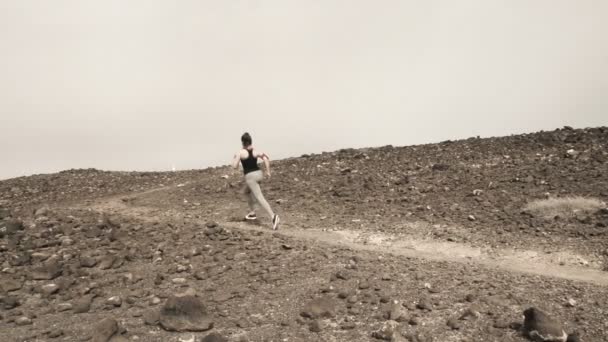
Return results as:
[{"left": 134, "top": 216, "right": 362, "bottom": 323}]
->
[{"left": 244, "top": 170, "right": 274, "bottom": 218}]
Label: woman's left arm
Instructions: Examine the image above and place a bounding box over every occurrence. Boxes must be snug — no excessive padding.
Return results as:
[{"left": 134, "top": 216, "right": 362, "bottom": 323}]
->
[
  {"left": 259, "top": 152, "right": 271, "bottom": 177},
  {"left": 232, "top": 151, "right": 241, "bottom": 169}
]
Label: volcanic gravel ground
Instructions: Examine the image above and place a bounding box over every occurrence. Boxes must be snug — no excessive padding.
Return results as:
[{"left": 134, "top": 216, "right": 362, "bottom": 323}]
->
[{"left": 1, "top": 126, "right": 607, "bottom": 341}]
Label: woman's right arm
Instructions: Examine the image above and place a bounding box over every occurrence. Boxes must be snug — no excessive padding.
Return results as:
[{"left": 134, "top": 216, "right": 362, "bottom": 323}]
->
[{"left": 260, "top": 153, "right": 271, "bottom": 177}]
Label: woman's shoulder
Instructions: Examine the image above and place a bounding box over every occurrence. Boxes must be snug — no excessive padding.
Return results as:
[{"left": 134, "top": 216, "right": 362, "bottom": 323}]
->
[
  {"left": 238, "top": 148, "right": 253, "bottom": 157},
  {"left": 250, "top": 148, "right": 263, "bottom": 155}
]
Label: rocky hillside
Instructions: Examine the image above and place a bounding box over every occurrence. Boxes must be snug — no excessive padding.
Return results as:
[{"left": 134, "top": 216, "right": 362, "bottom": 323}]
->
[{"left": 1, "top": 126, "right": 607, "bottom": 342}]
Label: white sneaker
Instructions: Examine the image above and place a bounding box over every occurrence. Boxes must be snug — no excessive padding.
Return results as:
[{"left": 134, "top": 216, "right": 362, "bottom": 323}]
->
[
  {"left": 272, "top": 214, "right": 280, "bottom": 230},
  {"left": 245, "top": 213, "right": 257, "bottom": 220}
]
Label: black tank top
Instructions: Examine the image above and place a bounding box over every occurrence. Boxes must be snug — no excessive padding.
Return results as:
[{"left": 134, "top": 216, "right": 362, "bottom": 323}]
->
[{"left": 241, "top": 149, "right": 260, "bottom": 175}]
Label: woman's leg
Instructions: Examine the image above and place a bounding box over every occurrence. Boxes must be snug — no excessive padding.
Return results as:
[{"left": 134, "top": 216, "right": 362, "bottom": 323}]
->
[
  {"left": 243, "top": 184, "right": 256, "bottom": 213},
  {"left": 245, "top": 171, "right": 274, "bottom": 219}
]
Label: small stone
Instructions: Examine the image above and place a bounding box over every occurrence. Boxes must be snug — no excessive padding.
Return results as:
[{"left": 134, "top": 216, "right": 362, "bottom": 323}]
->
[
  {"left": 335, "top": 270, "right": 351, "bottom": 280},
  {"left": 41, "top": 284, "right": 60, "bottom": 295},
  {"left": 35, "top": 206, "right": 50, "bottom": 216},
  {"left": 91, "top": 318, "right": 119, "bottom": 342},
  {"left": 459, "top": 308, "right": 481, "bottom": 320},
  {"left": 31, "top": 252, "right": 51, "bottom": 263},
  {"left": 143, "top": 309, "right": 160, "bottom": 325},
  {"left": 341, "top": 321, "right": 356, "bottom": 330},
  {"left": 201, "top": 332, "right": 228, "bottom": 342},
  {"left": 408, "top": 317, "right": 421, "bottom": 326},
  {"left": 493, "top": 319, "right": 510, "bottom": 329},
  {"left": 1, "top": 219, "right": 23, "bottom": 236},
  {"left": 98, "top": 255, "right": 116, "bottom": 270},
  {"left": 80, "top": 256, "right": 98, "bottom": 268},
  {"left": 447, "top": 318, "right": 462, "bottom": 330},
  {"left": 57, "top": 303, "right": 73, "bottom": 312},
  {"left": 309, "top": 320, "right": 324, "bottom": 333},
  {"left": 48, "top": 329, "right": 64, "bottom": 338},
  {"left": 32, "top": 261, "right": 62, "bottom": 280},
  {"left": 107, "top": 296, "right": 122, "bottom": 307},
  {"left": 1, "top": 296, "right": 20, "bottom": 310},
  {"left": 372, "top": 320, "right": 401, "bottom": 340},
  {"left": 0, "top": 207, "right": 10, "bottom": 219},
  {"left": 565, "top": 299, "right": 576, "bottom": 308},
  {"left": 416, "top": 300, "right": 433, "bottom": 311},
  {"left": 15, "top": 316, "right": 33, "bottom": 326},
  {"left": 388, "top": 301, "right": 404, "bottom": 321},
  {"left": 73, "top": 295, "right": 94, "bottom": 314},
  {"left": 468, "top": 215, "right": 476, "bottom": 221},
  {"left": 172, "top": 278, "right": 187, "bottom": 284},
  {"left": 0, "top": 278, "right": 23, "bottom": 292}
]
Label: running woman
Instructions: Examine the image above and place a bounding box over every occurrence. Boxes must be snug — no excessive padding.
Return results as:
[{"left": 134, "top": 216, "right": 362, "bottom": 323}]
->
[{"left": 232, "top": 132, "right": 280, "bottom": 230}]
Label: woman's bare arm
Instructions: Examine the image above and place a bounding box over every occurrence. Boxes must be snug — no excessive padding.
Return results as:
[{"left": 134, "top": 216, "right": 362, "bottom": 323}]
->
[
  {"left": 232, "top": 150, "right": 242, "bottom": 169},
  {"left": 257, "top": 152, "right": 271, "bottom": 176}
]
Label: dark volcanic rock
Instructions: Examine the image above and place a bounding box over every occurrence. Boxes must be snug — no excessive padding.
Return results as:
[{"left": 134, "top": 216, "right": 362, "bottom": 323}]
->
[
  {"left": 159, "top": 295, "right": 214, "bottom": 332},
  {"left": 301, "top": 297, "right": 339, "bottom": 319},
  {"left": 91, "top": 318, "right": 119, "bottom": 342},
  {"left": 309, "top": 319, "right": 324, "bottom": 332},
  {"left": 143, "top": 309, "right": 160, "bottom": 325},
  {"left": 523, "top": 308, "right": 567, "bottom": 342},
  {"left": 9, "top": 252, "right": 31, "bottom": 267},
  {"left": 0, "top": 219, "right": 24, "bottom": 237},
  {"left": 201, "top": 332, "right": 228, "bottom": 342},
  {"left": 432, "top": 163, "right": 450, "bottom": 171},
  {"left": 73, "top": 295, "right": 94, "bottom": 314},
  {"left": 0, "top": 278, "right": 23, "bottom": 292},
  {"left": 1, "top": 296, "right": 20, "bottom": 310},
  {"left": 80, "top": 256, "right": 98, "bottom": 268},
  {"left": 0, "top": 208, "right": 10, "bottom": 219},
  {"left": 372, "top": 320, "right": 401, "bottom": 340},
  {"left": 31, "top": 261, "right": 63, "bottom": 280},
  {"left": 98, "top": 255, "right": 116, "bottom": 270}
]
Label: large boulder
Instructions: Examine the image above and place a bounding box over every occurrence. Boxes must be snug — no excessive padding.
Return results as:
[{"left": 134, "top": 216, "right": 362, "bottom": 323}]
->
[
  {"left": 159, "top": 295, "right": 213, "bottom": 332},
  {"left": 300, "top": 297, "right": 339, "bottom": 319},
  {"left": 523, "top": 308, "right": 567, "bottom": 342}
]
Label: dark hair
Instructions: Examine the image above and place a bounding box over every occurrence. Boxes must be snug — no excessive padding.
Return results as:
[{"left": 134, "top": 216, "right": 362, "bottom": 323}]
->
[{"left": 241, "top": 132, "right": 252, "bottom": 147}]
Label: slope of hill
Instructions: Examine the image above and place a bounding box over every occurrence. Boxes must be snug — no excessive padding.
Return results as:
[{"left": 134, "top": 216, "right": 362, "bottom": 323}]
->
[{"left": 1, "top": 126, "right": 607, "bottom": 341}]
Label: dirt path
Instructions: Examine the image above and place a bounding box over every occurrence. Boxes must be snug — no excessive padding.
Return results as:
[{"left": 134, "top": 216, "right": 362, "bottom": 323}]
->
[{"left": 77, "top": 186, "right": 608, "bottom": 287}]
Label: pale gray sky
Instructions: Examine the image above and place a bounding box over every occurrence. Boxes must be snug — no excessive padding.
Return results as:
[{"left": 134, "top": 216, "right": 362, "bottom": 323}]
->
[{"left": 1, "top": 0, "right": 607, "bottom": 180}]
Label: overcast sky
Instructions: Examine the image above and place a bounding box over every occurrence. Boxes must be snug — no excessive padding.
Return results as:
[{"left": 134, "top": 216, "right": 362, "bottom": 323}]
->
[{"left": 1, "top": 0, "right": 607, "bottom": 180}]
